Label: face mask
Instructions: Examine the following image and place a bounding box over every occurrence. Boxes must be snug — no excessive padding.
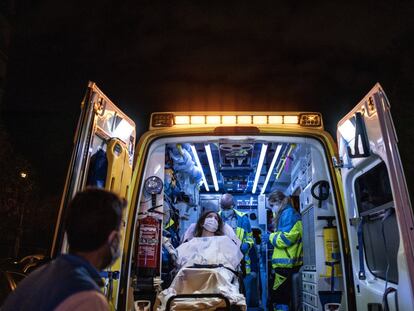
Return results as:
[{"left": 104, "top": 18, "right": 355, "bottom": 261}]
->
[
  {"left": 221, "top": 209, "right": 234, "bottom": 219},
  {"left": 269, "top": 200, "right": 282, "bottom": 212},
  {"left": 203, "top": 217, "right": 219, "bottom": 232},
  {"left": 107, "top": 233, "right": 121, "bottom": 268}
]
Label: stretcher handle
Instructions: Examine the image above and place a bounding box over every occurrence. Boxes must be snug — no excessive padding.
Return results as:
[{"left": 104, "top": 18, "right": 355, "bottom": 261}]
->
[{"left": 165, "top": 293, "right": 231, "bottom": 311}]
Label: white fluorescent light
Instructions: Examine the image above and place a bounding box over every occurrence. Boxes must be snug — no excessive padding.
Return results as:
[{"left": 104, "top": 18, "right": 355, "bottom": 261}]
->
[
  {"left": 205, "top": 144, "right": 219, "bottom": 191},
  {"left": 260, "top": 144, "right": 282, "bottom": 194},
  {"left": 190, "top": 145, "right": 209, "bottom": 191},
  {"left": 252, "top": 144, "right": 268, "bottom": 194}
]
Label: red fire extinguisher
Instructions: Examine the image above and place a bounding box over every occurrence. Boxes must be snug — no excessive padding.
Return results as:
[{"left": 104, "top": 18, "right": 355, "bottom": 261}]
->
[{"left": 136, "top": 216, "right": 161, "bottom": 277}]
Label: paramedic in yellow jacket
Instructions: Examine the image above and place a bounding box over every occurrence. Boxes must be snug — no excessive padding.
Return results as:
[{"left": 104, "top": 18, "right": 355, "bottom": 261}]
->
[
  {"left": 219, "top": 193, "right": 254, "bottom": 274},
  {"left": 268, "top": 191, "right": 303, "bottom": 311}
]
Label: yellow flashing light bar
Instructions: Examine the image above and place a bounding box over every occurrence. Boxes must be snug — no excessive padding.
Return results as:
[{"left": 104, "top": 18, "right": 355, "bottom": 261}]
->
[
  {"left": 268, "top": 116, "right": 283, "bottom": 124},
  {"left": 191, "top": 116, "right": 205, "bottom": 125},
  {"left": 175, "top": 115, "right": 190, "bottom": 125},
  {"left": 237, "top": 115, "right": 252, "bottom": 124},
  {"left": 253, "top": 116, "right": 267, "bottom": 124},
  {"left": 150, "top": 112, "right": 323, "bottom": 129},
  {"left": 206, "top": 116, "right": 221, "bottom": 125},
  {"left": 284, "top": 115, "right": 299, "bottom": 124},
  {"left": 222, "top": 115, "right": 236, "bottom": 124}
]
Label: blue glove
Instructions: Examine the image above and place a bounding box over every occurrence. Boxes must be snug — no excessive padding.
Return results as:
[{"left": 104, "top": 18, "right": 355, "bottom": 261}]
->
[{"left": 240, "top": 242, "right": 250, "bottom": 254}]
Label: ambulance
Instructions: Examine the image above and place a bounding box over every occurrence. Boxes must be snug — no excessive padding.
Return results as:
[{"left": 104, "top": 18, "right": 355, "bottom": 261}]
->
[{"left": 51, "top": 81, "right": 414, "bottom": 311}]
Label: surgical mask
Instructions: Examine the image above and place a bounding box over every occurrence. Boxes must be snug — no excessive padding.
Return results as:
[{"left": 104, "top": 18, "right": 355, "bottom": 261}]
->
[
  {"left": 108, "top": 233, "right": 121, "bottom": 267},
  {"left": 203, "top": 217, "right": 219, "bottom": 232},
  {"left": 271, "top": 204, "right": 281, "bottom": 213},
  {"left": 269, "top": 201, "right": 282, "bottom": 213},
  {"left": 221, "top": 209, "right": 234, "bottom": 219}
]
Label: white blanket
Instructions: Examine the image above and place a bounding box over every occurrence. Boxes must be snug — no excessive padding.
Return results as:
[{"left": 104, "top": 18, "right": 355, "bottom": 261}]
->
[
  {"left": 157, "top": 236, "right": 246, "bottom": 310},
  {"left": 177, "top": 235, "right": 243, "bottom": 270},
  {"left": 182, "top": 223, "right": 241, "bottom": 248}
]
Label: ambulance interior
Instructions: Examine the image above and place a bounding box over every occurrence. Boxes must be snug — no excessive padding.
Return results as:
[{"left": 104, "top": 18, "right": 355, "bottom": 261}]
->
[{"left": 129, "top": 134, "right": 350, "bottom": 311}]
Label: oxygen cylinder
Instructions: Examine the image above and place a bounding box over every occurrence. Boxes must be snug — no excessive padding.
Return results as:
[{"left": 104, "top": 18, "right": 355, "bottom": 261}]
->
[{"left": 318, "top": 216, "right": 341, "bottom": 277}]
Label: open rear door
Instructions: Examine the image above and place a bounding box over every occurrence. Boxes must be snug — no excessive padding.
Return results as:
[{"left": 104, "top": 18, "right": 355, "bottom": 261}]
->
[
  {"left": 51, "top": 81, "right": 136, "bottom": 308},
  {"left": 337, "top": 83, "right": 414, "bottom": 310}
]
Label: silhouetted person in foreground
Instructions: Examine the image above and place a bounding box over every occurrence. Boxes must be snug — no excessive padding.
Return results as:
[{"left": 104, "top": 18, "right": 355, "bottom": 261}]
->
[{"left": 2, "top": 188, "right": 126, "bottom": 311}]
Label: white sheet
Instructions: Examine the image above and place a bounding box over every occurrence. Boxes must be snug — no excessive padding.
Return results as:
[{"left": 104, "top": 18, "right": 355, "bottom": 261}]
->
[
  {"left": 181, "top": 223, "right": 241, "bottom": 248},
  {"left": 157, "top": 236, "right": 246, "bottom": 310},
  {"left": 157, "top": 267, "right": 246, "bottom": 310},
  {"left": 177, "top": 235, "right": 243, "bottom": 270}
]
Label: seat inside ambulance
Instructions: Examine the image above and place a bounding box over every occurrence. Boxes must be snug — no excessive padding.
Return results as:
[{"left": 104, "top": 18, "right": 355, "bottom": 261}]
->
[{"left": 131, "top": 134, "right": 352, "bottom": 311}]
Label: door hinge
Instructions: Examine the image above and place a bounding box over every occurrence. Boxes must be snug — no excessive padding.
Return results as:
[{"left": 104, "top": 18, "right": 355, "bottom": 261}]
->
[{"left": 332, "top": 156, "right": 353, "bottom": 169}]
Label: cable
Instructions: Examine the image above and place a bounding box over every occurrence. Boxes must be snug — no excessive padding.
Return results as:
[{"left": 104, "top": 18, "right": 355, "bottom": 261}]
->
[{"left": 311, "top": 180, "right": 330, "bottom": 208}]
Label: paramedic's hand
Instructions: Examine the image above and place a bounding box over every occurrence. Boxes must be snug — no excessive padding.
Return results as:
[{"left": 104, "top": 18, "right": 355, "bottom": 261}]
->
[{"left": 240, "top": 242, "right": 250, "bottom": 254}]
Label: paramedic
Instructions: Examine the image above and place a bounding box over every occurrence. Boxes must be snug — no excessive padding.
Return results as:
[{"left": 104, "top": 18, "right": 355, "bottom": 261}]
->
[
  {"left": 220, "top": 194, "right": 257, "bottom": 306},
  {"left": 2, "top": 188, "right": 126, "bottom": 311},
  {"left": 182, "top": 211, "right": 240, "bottom": 246},
  {"left": 267, "top": 191, "right": 303, "bottom": 311},
  {"left": 219, "top": 193, "right": 254, "bottom": 274}
]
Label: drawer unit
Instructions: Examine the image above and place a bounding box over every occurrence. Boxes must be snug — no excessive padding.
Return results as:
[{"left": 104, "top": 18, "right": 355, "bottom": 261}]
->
[
  {"left": 303, "top": 292, "right": 318, "bottom": 308},
  {"left": 302, "top": 281, "right": 317, "bottom": 295},
  {"left": 302, "top": 271, "right": 317, "bottom": 283},
  {"left": 303, "top": 302, "right": 318, "bottom": 311},
  {"left": 302, "top": 270, "right": 318, "bottom": 309}
]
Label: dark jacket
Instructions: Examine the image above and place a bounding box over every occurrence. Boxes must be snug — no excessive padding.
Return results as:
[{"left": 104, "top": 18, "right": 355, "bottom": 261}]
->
[{"left": 1, "top": 254, "right": 104, "bottom": 311}]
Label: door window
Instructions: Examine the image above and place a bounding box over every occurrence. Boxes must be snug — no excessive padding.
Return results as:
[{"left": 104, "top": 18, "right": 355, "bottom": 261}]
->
[{"left": 354, "top": 161, "right": 399, "bottom": 284}]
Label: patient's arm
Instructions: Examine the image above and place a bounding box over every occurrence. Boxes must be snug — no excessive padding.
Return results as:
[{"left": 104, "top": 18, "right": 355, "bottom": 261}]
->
[
  {"left": 181, "top": 223, "right": 196, "bottom": 244},
  {"left": 223, "top": 223, "right": 241, "bottom": 247}
]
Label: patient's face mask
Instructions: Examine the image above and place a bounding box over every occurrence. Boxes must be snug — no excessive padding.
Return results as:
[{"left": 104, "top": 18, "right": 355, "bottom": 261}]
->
[
  {"left": 203, "top": 217, "right": 219, "bottom": 232},
  {"left": 269, "top": 201, "right": 282, "bottom": 213}
]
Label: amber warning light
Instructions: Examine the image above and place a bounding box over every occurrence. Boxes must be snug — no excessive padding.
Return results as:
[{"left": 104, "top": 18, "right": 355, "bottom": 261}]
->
[{"left": 150, "top": 113, "right": 322, "bottom": 129}]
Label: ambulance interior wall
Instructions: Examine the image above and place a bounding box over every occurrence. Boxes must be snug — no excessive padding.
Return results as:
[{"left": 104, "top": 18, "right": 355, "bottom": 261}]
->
[
  {"left": 132, "top": 137, "right": 347, "bottom": 310},
  {"left": 292, "top": 144, "right": 345, "bottom": 310}
]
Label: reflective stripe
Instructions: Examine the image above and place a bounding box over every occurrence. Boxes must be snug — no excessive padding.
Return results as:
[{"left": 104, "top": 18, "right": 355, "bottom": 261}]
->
[
  {"left": 236, "top": 227, "right": 244, "bottom": 240},
  {"left": 275, "top": 304, "right": 289, "bottom": 311},
  {"left": 245, "top": 255, "right": 251, "bottom": 264},
  {"left": 164, "top": 219, "right": 174, "bottom": 229},
  {"left": 280, "top": 233, "right": 292, "bottom": 247},
  {"left": 234, "top": 210, "right": 246, "bottom": 217},
  {"left": 273, "top": 273, "right": 287, "bottom": 290},
  {"left": 272, "top": 257, "right": 303, "bottom": 265},
  {"left": 272, "top": 232, "right": 279, "bottom": 246}
]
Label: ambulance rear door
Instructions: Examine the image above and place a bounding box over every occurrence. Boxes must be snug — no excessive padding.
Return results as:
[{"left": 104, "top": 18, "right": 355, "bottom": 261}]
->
[
  {"left": 337, "top": 83, "right": 414, "bottom": 310},
  {"left": 50, "top": 81, "right": 136, "bottom": 307},
  {"left": 51, "top": 82, "right": 136, "bottom": 251}
]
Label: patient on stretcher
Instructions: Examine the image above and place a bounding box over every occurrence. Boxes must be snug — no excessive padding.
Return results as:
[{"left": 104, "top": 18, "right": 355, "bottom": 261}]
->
[
  {"left": 181, "top": 211, "right": 241, "bottom": 247},
  {"left": 157, "top": 235, "right": 246, "bottom": 310}
]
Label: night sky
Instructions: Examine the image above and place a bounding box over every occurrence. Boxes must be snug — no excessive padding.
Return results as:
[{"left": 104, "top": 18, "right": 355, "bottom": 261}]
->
[{"left": 2, "top": 1, "right": 414, "bottom": 200}]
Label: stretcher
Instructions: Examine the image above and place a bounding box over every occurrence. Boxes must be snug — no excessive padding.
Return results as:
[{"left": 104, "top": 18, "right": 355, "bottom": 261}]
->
[
  {"left": 157, "top": 236, "right": 247, "bottom": 311},
  {"left": 159, "top": 264, "right": 246, "bottom": 311}
]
